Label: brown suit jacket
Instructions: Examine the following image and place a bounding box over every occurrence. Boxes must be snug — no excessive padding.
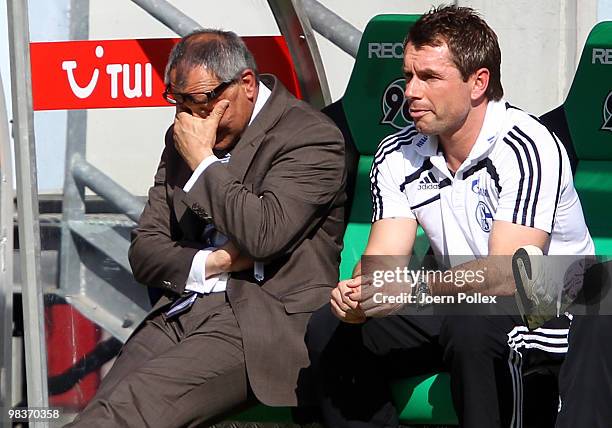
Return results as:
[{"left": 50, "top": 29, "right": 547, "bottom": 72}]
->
[{"left": 128, "top": 75, "right": 346, "bottom": 406}]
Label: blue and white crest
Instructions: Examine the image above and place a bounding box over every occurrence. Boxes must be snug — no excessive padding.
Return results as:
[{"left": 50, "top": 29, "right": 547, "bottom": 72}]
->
[
  {"left": 475, "top": 201, "right": 493, "bottom": 232},
  {"left": 471, "top": 178, "right": 490, "bottom": 197}
]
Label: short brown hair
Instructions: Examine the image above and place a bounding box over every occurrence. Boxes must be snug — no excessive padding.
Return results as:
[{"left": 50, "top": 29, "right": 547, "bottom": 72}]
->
[{"left": 405, "top": 5, "right": 503, "bottom": 101}]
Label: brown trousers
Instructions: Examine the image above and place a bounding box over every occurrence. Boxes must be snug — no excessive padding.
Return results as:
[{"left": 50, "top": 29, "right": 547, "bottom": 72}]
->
[{"left": 66, "top": 292, "right": 251, "bottom": 428}]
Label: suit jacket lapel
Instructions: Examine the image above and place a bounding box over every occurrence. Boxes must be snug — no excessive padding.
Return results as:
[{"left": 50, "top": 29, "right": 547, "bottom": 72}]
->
[
  {"left": 162, "top": 131, "right": 193, "bottom": 224},
  {"left": 172, "top": 186, "right": 188, "bottom": 221},
  {"left": 226, "top": 75, "right": 288, "bottom": 182},
  {"left": 226, "top": 132, "right": 266, "bottom": 182}
]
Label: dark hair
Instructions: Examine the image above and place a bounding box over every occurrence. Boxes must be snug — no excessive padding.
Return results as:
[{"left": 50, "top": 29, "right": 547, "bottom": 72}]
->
[
  {"left": 405, "top": 5, "right": 503, "bottom": 101},
  {"left": 164, "top": 29, "right": 259, "bottom": 85}
]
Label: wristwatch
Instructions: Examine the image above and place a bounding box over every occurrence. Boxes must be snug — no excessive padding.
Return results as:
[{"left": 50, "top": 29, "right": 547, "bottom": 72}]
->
[{"left": 415, "top": 277, "right": 432, "bottom": 309}]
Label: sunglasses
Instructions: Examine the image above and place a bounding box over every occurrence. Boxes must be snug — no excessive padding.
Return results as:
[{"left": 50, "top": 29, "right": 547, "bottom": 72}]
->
[{"left": 163, "top": 80, "right": 234, "bottom": 106}]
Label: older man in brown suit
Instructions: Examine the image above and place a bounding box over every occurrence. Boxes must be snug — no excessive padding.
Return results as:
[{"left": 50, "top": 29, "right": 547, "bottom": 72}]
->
[{"left": 67, "top": 29, "right": 346, "bottom": 427}]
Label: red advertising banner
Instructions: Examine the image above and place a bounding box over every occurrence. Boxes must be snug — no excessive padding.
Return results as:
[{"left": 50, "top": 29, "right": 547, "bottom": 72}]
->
[{"left": 30, "top": 36, "right": 301, "bottom": 111}]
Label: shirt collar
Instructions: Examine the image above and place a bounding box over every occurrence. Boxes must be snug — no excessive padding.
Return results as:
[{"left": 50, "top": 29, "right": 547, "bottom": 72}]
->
[
  {"left": 248, "top": 80, "right": 271, "bottom": 127},
  {"left": 464, "top": 99, "right": 506, "bottom": 162},
  {"left": 413, "top": 131, "right": 438, "bottom": 157}
]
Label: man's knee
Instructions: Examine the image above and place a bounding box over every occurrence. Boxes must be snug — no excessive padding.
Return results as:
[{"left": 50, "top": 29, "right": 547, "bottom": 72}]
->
[
  {"left": 440, "top": 317, "right": 507, "bottom": 363},
  {"left": 306, "top": 304, "right": 342, "bottom": 357}
]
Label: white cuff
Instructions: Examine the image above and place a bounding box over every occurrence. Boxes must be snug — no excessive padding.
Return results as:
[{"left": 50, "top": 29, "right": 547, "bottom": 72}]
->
[
  {"left": 185, "top": 248, "right": 221, "bottom": 294},
  {"left": 210, "top": 272, "right": 230, "bottom": 292},
  {"left": 183, "top": 155, "right": 220, "bottom": 192}
]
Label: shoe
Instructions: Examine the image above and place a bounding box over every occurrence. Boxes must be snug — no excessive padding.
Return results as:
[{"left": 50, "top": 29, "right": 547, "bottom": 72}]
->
[
  {"left": 512, "top": 246, "right": 590, "bottom": 330},
  {"left": 512, "top": 245, "right": 556, "bottom": 330}
]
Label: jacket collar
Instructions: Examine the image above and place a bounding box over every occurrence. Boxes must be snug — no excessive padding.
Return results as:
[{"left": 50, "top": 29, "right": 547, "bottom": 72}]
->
[{"left": 225, "top": 74, "right": 289, "bottom": 182}]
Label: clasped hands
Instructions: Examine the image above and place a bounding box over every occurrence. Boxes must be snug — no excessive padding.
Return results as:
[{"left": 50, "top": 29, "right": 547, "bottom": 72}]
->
[{"left": 330, "top": 274, "right": 409, "bottom": 324}]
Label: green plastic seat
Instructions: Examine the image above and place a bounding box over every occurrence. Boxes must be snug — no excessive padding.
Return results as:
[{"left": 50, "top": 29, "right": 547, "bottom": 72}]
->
[
  {"left": 392, "top": 373, "right": 457, "bottom": 425},
  {"left": 540, "top": 21, "right": 612, "bottom": 257}
]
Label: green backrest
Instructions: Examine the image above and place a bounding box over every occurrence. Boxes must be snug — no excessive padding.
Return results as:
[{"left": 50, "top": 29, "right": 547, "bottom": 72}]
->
[
  {"left": 338, "top": 14, "right": 431, "bottom": 280},
  {"left": 342, "top": 14, "right": 419, "bottom": 154},
  {"left": 563, "top": 21, "right": 612, "bottom": 255},
  {"left": 565, "top": 22, "right": 612, "bottom": 159}
]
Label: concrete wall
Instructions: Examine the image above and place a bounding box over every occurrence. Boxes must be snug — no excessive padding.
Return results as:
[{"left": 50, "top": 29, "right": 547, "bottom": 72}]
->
[
  {"left": 1, "top": 0, "right": 610, "bottom": 194},
  {"left": 600, "top": 0, "right": 612, "bottom": 19}
]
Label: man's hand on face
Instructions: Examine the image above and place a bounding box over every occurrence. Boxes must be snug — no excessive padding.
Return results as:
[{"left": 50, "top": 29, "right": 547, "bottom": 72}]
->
[
  {"left": 348, "top": 274, "right": 408, "bottom": 318},
  {"left": 330, "top": 277, "right": 366, "bottom": 324},
  {"left": 173, "top": 99, "right": 230, "bottom": 170}
]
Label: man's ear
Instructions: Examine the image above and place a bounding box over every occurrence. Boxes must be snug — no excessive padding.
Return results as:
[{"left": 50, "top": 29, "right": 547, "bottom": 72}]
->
[
  {"left": 240, "top": 69, "right": 258, "bottom": 101},
  {"left": 471, "top": 67, "right": 490, "bottom": 101}
]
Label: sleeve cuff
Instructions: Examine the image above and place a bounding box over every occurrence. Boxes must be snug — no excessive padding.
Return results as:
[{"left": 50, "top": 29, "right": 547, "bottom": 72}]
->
[
  {"left": 185, "top": 248, "right": 221, "bottom": 294},
  {"left": 210, "top": 272, "right": 230, "bottom": 292},
  {"left": 183, "top": 155, "right": 220, "bottom": 192}
]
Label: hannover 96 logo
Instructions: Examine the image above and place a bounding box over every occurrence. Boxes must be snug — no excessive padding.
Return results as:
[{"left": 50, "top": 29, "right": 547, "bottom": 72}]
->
[
  {"left": 602, "top": 91, "right": 612, "bottom": 132},
  {"left": 381, "top": 78, "right": 412, "bottom": 129}
]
